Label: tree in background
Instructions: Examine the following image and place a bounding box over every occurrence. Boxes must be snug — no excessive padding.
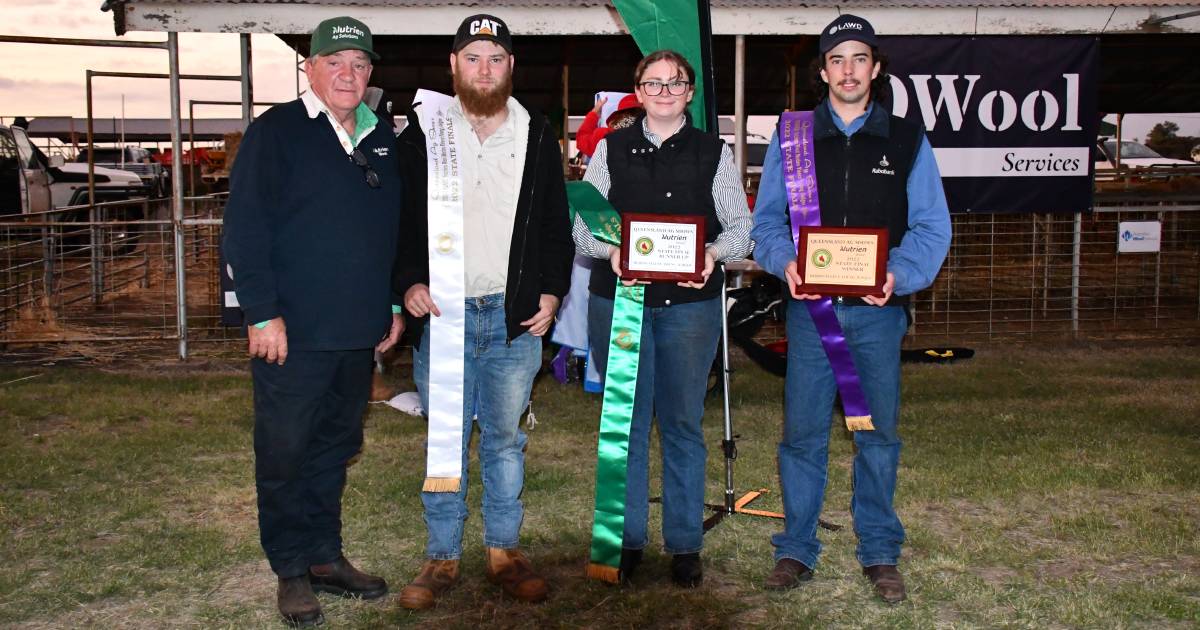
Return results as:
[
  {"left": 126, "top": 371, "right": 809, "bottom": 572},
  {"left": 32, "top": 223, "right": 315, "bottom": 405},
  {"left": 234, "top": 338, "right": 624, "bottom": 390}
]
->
[{"left": 1145, "top": 120, "right": 1199, "bottom": 160}]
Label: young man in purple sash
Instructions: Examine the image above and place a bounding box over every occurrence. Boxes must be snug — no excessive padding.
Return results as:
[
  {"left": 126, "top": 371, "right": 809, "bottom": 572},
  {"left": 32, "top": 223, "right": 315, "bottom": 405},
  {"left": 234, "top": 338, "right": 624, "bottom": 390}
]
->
[{"left": 749, "top": 14, "right": 951, "bottom": 603}]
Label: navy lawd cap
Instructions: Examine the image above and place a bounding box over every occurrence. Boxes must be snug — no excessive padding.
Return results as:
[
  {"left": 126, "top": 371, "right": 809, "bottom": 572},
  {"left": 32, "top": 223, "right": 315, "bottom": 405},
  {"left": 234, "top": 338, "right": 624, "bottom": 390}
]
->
[{"left": 818, "top": 14, "right": 878, "bottom": 55}]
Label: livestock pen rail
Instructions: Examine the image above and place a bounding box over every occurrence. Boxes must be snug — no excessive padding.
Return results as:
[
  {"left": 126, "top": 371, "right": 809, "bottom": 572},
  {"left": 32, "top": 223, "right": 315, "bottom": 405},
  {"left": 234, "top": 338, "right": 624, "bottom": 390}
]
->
[{"left": 1, "top": 195, "right": 1198, "bottom": 357}]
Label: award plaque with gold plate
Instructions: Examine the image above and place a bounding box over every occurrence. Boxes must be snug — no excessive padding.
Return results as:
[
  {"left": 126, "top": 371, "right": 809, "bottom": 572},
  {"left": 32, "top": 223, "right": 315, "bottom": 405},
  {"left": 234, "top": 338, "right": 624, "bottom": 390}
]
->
[
  {"left": 619, "top": 212, "right": 706, "bottom": 283},
  {"left": 795, "top": 226, "right": 889, "bottom": 297}
]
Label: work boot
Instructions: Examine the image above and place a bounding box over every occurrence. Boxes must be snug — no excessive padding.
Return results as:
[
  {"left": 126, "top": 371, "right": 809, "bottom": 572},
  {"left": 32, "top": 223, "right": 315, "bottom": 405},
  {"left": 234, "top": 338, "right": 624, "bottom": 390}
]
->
[
  {"left": 396, "top": 559, "right": 460, "bottom": 610},
  {"left": 308, "top": 555, "right": 388, "bottom": 600},
  {"left": 485, "top": 547, "right": 549, "bottom": 602},
  {"left": 670, "top": 553, "right": 703, "bottom": 588},
  {"left": 863, "top": 564, "right": 907, "bottom": 604},
  {"left": 763, "top": 558, "right": 814, "bottom": 591},
  {"left": 398, "top": 559, "right": 463, "bottom": 609},
  {"left": 619, "top": 548, "right": 643, "bottom": 584},
  {"left": 277, "top": 575, "right": 324, "bottom": 627}
]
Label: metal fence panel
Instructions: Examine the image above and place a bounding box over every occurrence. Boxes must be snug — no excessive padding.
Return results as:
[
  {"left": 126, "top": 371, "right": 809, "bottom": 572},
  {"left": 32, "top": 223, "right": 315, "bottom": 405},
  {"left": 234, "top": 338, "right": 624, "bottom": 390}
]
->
[{"left": 2, "top": 200, "right": 1198, "bottom": 353}]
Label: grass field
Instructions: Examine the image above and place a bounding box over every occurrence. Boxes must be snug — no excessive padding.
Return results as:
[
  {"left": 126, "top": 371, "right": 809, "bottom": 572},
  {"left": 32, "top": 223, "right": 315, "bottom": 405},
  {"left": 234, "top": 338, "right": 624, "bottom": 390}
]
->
[{"left": 1, "top": 344, "right": 1198, "bottom": 628}]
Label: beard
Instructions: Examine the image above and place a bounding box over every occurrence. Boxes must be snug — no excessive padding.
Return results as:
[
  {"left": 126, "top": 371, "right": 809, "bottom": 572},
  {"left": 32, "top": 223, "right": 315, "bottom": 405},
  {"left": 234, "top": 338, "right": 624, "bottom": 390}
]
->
[{"left": 454, "top": 71, "right": 513, "bottom": 118}]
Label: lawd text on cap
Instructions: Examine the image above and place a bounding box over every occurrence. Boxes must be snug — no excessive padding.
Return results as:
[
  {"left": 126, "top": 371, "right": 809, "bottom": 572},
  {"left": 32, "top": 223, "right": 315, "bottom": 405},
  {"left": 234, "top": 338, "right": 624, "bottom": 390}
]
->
[{"left": 818, "top": 14, "right": 878, "bottom": 55}]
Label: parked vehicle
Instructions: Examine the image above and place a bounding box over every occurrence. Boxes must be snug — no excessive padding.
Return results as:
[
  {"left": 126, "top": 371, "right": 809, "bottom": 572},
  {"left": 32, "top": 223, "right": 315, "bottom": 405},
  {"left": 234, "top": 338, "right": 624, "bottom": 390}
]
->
[
  {"left": 1, "top": 124, "right": 51, "bottom": 215},
  {"left": 1094, "top": 137, "right": 1194, "bottom": 178},
  {"left": 77, "top": 145, "right": 169, "bottom": 198},
  {"left": 1, "top": 124, "right": 147, "bottom": 215}
]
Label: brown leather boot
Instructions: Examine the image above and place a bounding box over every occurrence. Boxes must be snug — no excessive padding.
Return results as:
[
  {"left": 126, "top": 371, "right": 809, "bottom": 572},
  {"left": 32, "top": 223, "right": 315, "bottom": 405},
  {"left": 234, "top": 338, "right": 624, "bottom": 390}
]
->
[
  {"left": 277, "top": 575, "right": 324, "bottom": 627},
  {"left": 485, "top": 548, "right": 549, "bottom": 603},
  {"left": 764, "top": 558, "right": 814, "bottom": 591},
  {"left": 308, "top": 555, "right": 388, "bottom": 600},
  {"left": 396, "top": 559, "right": 460, "bottom": 610},
  {"left": 863, "top": 564, "right": 907, "bottom": 604}
]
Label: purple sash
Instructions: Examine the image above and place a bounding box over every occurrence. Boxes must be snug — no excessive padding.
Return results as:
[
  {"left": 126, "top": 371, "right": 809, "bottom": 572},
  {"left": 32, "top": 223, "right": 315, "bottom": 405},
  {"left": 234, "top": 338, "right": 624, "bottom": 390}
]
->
[{"left": 778, "top": 110, "right": 874, "bottom": 431}]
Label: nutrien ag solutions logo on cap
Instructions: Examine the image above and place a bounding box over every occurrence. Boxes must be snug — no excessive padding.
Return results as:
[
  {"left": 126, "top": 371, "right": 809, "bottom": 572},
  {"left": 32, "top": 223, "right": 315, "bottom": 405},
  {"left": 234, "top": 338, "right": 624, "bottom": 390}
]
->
[
  {"left": 635, "top": 237, "right": 654, "bottom": 255},
  {"left": 812, "top": 249, "right": 832, "bottom": 268},
  {"left": 331, "top": 25, "right": 365, "bottom": 41}
]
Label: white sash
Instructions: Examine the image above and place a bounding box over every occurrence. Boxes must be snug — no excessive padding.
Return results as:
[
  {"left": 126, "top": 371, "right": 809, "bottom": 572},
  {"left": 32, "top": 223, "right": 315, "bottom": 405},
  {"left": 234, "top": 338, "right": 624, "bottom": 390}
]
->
[{"left": 417, "top": 89, "right": 466, "bottom": 493}]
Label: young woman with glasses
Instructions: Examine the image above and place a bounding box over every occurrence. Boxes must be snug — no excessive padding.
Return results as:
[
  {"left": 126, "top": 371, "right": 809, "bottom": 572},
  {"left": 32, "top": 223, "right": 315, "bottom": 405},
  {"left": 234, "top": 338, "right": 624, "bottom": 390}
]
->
[{"left": 571, "top": 49, "right": 753, "bottom": 588}]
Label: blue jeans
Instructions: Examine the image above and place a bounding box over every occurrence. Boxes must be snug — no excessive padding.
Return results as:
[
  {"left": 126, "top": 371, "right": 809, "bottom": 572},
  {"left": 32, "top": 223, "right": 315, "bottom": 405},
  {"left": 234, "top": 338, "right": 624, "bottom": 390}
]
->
[
  {"left": 588, "top": 294, "right": 722, "bottom": 554},
  {"left": 413, "top": 293, "right": 542, "bottom": 560},
  {"left": 774, "top": 301, "right": 907, "bottom": 569}
]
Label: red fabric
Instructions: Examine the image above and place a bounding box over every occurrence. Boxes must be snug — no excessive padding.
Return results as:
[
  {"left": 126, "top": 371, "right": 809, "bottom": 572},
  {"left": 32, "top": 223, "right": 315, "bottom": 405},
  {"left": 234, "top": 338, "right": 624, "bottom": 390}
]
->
[
  {"left": 608, "top": 94, "right": 641, "bottom": 123},
  {"left": 577, "top": 94, "right": 641, "bottom": 157},
  {"left": 575, "top": 110, "right": 611, "bottom": 157}
]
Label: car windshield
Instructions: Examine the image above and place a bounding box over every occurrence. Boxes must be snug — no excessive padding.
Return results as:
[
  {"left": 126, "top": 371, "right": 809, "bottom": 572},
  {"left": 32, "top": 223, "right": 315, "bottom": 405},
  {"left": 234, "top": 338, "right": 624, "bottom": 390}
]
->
[
  {"left": 78, "top": 149, "right": 124, "bottom": 162},
  {"left": 1103, "top": 140, "right": 1165, "bottom": 160}
]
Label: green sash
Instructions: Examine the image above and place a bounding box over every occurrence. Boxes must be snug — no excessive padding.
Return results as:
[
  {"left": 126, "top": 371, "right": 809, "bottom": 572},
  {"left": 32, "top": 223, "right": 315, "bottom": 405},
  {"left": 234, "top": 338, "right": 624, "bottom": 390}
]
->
[{"left": 567, "top": 181, "right": 645, "bottom": 584}]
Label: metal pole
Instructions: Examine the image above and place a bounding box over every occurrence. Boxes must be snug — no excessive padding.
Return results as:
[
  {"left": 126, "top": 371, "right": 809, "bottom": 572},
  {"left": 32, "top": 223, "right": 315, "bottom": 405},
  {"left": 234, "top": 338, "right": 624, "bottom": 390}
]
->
[
  {"left": 0, "top": 35, "right": 167, "bottom": 48},
  {"left": 719, "top": 263, "right": 736, "bottom": 515},
  {"left": 1071, "top": 211, "right": 1081, "bottom": 336},
  {"left": 169, "top": 32, "right": 188, "bottom": 360},
  {"left": 734, "top": 35, "right": 746, "bottom": 184},
  {"left": 189, "top": 101, "right": 196, "bottom": 198},
  {"left": 240, "top": 34, "right": 254, "bottom": 128},
  {"left": 562, "top": 62, "right": 570, "bottom": 175},
  {"left": 85, "top": 70, "right": 101, "bottom": 305},
  {"left": 85, "top": 70, "right": 95, "bottom": 215},
  {"left": 1155, "top": 210, "right": 1163, "bottom": 328}
]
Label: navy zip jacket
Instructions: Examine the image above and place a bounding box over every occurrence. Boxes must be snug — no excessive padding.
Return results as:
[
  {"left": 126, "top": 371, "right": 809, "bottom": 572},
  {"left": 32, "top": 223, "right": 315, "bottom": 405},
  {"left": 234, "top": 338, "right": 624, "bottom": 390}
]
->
[
  {"left": 222, "top": 99, "right": 403, "bottom": 351},
  {"left": 392, "top": 101, "right": 573, "bottom": 341}
]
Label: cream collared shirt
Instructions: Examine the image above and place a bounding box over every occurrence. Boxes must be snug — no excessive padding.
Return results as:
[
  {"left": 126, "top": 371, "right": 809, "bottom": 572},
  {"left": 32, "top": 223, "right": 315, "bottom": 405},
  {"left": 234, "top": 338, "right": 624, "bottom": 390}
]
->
[
  {"left": 300, "top": 90, "right": 378, "bottom": 154},
  {"left": 450, "top": 96, "right": 530, "bottom": 298}
]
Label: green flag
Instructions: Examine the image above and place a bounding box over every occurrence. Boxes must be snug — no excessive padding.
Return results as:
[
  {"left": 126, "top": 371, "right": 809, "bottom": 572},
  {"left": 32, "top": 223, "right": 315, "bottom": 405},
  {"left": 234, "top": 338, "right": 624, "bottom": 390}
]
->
[{"left": 612, "top": 0, "right": 713, "bottom": 132}]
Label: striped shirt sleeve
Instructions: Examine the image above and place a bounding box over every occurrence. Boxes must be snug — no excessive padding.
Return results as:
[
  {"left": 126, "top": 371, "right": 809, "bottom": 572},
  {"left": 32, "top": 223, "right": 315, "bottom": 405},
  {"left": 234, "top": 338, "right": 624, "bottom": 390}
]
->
[
  {"left": 709, "top": 143, "right": 753, "bottom": 262},
  {"left": 572, "top": 138, "right": 616, "bottom": 259}
]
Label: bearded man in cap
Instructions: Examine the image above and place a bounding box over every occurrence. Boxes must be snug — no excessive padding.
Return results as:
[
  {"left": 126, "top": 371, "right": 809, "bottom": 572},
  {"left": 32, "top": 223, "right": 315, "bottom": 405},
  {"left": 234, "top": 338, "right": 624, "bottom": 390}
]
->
[
  {"left": 222, "top": 15, "right": 403, "bottom": 626},
  {"left": 392, "top": 13, "right": 573, "bottom": 609},
  {"left": 750, "top": 14, "right": 951, "bottom": 602}
]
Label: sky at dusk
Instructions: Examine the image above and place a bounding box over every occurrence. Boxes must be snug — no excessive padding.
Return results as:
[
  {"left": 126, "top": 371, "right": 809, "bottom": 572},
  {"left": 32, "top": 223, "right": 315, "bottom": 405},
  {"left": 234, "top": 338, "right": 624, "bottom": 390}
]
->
[{"left": 1, "top": 0, "right": 306, "bottom": 125}]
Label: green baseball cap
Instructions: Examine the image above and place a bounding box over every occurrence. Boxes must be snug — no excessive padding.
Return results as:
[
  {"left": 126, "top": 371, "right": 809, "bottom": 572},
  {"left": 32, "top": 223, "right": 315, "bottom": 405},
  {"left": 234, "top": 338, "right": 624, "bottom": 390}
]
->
[{"left": 310, "top": 16, "right": 379, "bottom": 60}]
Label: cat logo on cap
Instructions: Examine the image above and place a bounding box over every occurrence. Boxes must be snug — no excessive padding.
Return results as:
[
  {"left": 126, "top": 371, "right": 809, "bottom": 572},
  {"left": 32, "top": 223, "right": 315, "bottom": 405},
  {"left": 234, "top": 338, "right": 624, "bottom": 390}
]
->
[{"left": 470, "top": 18, "right": 503, "bottom": 36}]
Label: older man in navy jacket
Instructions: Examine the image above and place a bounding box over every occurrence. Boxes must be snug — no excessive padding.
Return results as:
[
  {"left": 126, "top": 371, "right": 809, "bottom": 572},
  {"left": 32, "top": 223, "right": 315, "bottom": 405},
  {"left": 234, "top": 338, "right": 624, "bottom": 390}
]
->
[{"left": 222, "top": 16, "right": 402, "bottom": 627}]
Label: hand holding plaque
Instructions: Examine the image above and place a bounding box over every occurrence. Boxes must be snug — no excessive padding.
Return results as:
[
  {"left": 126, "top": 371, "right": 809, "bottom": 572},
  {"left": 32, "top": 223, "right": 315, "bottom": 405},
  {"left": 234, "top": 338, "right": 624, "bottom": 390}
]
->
[
  {"left": 619, "top": 213, "right": 706, "bottom": 283},
  {"left": 795, "top": 226, "right": 889, "bottom": 298}
]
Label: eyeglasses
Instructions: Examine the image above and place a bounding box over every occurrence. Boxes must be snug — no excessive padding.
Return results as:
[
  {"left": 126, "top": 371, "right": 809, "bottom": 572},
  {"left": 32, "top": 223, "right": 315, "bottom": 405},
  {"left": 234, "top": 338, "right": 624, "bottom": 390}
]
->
[
  {"left": 351, "top": 148, "right": 380, "bottom": 189},
  {"left": 638, "top": 80, "right": 692, "bottom": 96}
]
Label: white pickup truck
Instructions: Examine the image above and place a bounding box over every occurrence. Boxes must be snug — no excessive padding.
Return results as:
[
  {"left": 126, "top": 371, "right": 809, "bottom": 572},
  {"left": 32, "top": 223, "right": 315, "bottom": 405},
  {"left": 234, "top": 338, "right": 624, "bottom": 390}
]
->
[
  {"left": 76, "top": 145, "right": 169, "bottom": 198},
  {"left": 1093, "top": 137, "right": 1194, "bottom": 180},
  {"left": 1, "top": 124, "right": 145, "bottom": 215}
]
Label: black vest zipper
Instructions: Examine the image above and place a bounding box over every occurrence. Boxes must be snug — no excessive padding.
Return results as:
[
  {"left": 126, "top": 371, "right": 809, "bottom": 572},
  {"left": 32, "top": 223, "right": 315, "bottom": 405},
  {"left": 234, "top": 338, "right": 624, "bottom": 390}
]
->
[{"left": 843, "top": 135, "right": 852, "bottom": 227}]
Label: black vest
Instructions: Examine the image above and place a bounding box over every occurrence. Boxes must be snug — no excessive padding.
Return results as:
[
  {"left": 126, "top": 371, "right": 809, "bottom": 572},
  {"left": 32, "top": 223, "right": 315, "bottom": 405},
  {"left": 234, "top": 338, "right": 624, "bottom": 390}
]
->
[
  {"left": 589, "top": 118, "right": 725, "bottom": 307},
  {"left": 813, "top": 104, "right": 922, "bottom": 306}
]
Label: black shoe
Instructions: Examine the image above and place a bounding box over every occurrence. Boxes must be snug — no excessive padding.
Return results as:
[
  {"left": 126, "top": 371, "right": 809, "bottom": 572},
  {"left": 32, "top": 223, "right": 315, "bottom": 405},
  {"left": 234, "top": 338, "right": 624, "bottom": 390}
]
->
[
  {"left": 764, "top": 558, "right": 814, "bottom": 591},
  {"left": 278, "top": 576, "right": 324, "bottom": 627},
  {"left": 670, "top": 553, "right": 703, "bottom": 588},
  {"left": 308, "top": 555, "right": 388, "bottom": 600},
  {"left": 619, "top": 548, "right": 643, "bottom": 583}
]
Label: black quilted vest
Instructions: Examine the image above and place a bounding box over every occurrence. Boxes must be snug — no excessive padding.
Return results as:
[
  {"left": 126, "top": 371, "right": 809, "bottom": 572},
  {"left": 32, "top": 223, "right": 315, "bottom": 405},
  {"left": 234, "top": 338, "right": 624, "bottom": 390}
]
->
[{"left": 589, "top": 117, "right": 725, "bottom": 307}]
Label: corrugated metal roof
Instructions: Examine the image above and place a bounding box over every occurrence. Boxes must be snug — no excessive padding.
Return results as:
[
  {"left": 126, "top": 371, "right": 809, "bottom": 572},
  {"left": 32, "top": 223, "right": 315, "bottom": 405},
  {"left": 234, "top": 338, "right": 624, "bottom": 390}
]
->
[{"left": 107, "top": 0, "right": 1200, "bottom": 6}]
